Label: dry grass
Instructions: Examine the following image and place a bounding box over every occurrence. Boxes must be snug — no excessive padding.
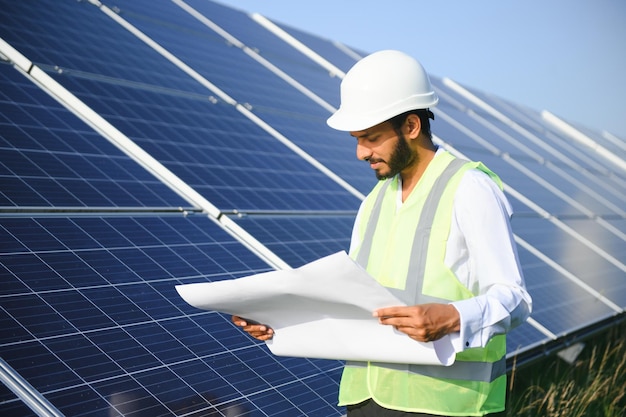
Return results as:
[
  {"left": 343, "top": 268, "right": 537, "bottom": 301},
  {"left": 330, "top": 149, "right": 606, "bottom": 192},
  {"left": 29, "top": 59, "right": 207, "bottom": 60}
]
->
[{"left": 505, "top": 324, "right": 626, "bottom": 417}]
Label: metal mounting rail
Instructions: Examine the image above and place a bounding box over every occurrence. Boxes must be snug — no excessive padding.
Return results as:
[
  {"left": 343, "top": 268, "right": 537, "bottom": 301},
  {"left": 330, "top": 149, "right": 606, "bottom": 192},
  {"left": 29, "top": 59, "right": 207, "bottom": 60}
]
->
[{"left": 0, "top": 357, "right": 65, "bottom": 417}]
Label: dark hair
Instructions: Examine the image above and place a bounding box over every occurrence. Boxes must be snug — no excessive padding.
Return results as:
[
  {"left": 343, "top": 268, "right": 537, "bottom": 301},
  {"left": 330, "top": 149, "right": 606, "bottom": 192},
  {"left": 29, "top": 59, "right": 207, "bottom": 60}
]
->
[{"left": 389, "top": 109, "right": 434, "bottom": 140}]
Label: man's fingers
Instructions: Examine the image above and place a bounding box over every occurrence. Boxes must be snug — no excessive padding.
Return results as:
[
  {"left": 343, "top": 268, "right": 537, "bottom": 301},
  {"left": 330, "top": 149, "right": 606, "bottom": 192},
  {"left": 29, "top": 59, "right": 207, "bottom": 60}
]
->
[
  {"left": 248, "top": 327, "right": 274, "bottom": 341},
  {"left": 245, "top": 324, "right": 267, "bottom": 333},
  {"left": 373, "top": 307, "right": 400, "bottom": 318},
  {"left": 231, "top": 315, "right": 247, "bottom": 326},
  {"left": 377, "top": 314, "right": 414, "bottom": 328},
  {"left": 373, "top": 306, "right": 416, "bottom": 319},
  {"left": 231, "top": 315, "right": 274, "bottom": 341}
]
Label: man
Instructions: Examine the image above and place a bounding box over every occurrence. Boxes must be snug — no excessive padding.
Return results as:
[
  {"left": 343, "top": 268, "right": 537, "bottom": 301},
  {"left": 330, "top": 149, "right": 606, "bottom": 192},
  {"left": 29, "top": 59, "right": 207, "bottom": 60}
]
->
[{"left": 233, "top": 50, "right": 531, "bottom": 416}]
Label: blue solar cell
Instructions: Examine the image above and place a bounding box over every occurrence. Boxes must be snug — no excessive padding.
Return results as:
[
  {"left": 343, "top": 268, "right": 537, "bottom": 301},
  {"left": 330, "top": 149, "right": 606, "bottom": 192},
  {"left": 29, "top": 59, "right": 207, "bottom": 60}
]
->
[
  {"left": 2, "top": 295, "right": 72, "bottom": 341},
  {"left": 0, "top": 178, "right": 47, "bottom": 206},
  {"left": 46, "top": 334, "right": 123, "bottom": 381},
  {"left": 0, "top": 308, "right": 31, "bottom": 343},
  {"left": 86, "top": 286, "right": 150, "bottom": 325},
  {"left": 41, "top": 290, "right": 118, "bottom": 331},
  {"left": 49, "top": 384, "right": 116, "bottom": 417},
  {"left": 88, "top": 328, "right": 162, "bottom": 373},
  {"left": 1, "top": 253, "right": 65, "bottom": 293},
  {"left": 161, "top": 316, "right": 232, "bottom": 358},
  {"left": 2, "top": 342, "right": 80, "bottom": 393}
]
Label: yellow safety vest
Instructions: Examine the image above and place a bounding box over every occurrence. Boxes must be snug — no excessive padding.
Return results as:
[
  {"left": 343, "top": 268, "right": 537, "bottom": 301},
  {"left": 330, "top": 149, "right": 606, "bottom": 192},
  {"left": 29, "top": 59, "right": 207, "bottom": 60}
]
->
[{"left": 341, "top": 151, "right": 507, "bottom": 416}]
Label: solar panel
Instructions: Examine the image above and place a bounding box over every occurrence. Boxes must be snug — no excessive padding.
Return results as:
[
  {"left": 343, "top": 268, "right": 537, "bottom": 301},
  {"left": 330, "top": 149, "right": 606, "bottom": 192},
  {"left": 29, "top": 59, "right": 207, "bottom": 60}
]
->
[
  {"left": 0, "top": 62, "right": 186, "bottom": 208},
  {"left": 0, "top": 0, "right": 624, "bottom": 415},
  {"left": 0, "top": 215, "right": 344, "bottom": 416},
  {"left": 0, "top": 0, "right": 364, "bottom": 212}
]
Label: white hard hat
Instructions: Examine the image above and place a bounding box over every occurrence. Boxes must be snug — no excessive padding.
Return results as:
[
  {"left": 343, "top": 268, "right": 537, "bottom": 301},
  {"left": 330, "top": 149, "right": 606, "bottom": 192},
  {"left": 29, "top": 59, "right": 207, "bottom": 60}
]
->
[{"left": 327, "top": 50, "right": 438, "bottom": 131}]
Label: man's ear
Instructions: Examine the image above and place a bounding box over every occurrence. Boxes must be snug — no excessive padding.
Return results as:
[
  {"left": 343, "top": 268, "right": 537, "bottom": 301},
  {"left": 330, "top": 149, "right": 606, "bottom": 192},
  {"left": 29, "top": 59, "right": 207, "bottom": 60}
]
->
[{"left": 405, "top": 113, "right": 422, "bottom": 139}]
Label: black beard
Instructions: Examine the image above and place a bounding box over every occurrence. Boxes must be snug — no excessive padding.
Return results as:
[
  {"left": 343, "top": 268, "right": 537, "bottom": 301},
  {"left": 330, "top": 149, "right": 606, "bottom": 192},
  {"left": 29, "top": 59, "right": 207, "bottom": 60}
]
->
[{"left": 376, "top": 131, "right": 416, "bottom": 180}]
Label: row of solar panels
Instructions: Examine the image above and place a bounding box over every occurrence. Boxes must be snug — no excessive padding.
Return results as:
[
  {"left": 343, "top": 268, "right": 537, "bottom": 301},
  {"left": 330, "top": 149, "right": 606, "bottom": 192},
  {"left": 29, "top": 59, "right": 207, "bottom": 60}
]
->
[{"left": 1, "top": 0, "right": 624, "bottom": 416}]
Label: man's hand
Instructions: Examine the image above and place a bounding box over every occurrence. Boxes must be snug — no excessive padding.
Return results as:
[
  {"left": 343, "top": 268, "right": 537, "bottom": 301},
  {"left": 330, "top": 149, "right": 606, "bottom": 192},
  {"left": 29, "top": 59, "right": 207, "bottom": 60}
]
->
[
  {"left": 231, "top": 315, "right": 274, "bottom": 341},
  {"left": 373, "top": 303, "right": 460, "bottom": 343}
]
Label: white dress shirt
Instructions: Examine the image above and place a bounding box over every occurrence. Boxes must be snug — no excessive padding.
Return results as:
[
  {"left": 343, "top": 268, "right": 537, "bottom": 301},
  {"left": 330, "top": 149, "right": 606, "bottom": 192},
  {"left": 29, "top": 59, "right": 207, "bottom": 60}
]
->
[{"left": 349, "top": 154, "right": 533, "bottom": 353}]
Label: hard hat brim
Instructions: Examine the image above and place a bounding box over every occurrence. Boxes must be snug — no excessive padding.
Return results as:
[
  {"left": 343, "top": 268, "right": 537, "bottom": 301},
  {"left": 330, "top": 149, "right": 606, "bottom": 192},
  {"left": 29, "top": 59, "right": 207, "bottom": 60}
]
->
[{"left": 327, "top": 94, "right": 439, "bottom": 132}]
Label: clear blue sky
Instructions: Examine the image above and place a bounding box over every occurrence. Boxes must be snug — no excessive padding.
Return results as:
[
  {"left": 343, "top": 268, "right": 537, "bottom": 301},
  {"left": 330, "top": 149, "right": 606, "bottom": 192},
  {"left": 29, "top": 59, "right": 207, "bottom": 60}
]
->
[{"left": 215, "top": 0, "right": 626, "bottom": 140}]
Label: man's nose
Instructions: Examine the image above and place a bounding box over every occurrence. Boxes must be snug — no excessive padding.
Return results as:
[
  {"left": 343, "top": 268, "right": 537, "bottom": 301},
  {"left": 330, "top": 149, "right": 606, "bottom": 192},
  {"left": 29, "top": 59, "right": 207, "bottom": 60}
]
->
[{"left": 356, "top": 141, "right": 372, "bottom": 161}]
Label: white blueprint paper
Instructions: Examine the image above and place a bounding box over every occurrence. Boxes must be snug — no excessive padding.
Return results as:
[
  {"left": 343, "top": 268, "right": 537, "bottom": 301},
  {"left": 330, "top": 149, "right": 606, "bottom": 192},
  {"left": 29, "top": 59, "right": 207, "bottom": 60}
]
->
[{"left": 175, "top": 251, "right": 455, "bottom": 366}]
